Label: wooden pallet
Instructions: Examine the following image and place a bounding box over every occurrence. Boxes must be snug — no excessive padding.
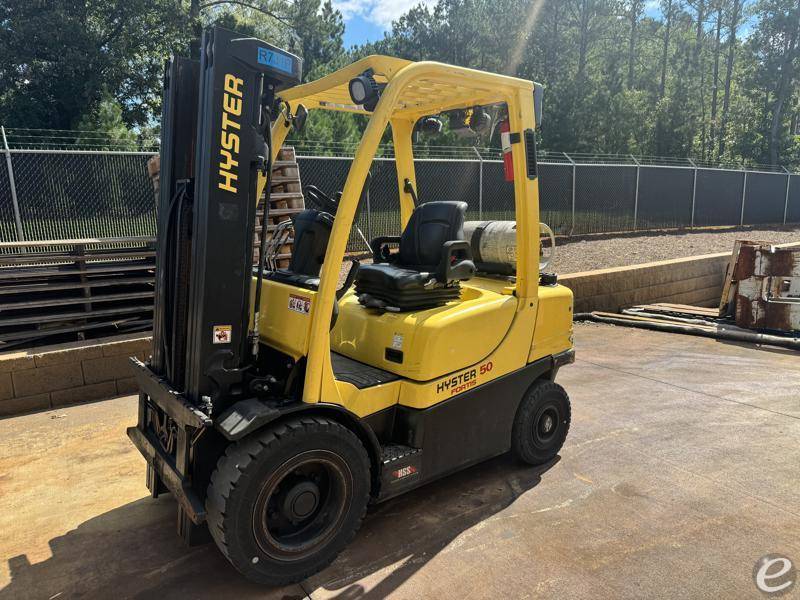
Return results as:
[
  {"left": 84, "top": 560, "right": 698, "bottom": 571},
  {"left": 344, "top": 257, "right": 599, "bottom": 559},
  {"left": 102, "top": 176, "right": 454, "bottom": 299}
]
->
[
  {"left": 625, "top": 303, "right": 721, "bottom": 318},
  {"left": 0, "top": 238, "right": 156, "bottom": 350},
  {"left": 147, "top": 146, "right": 306, "bottom": 270},
  {"left": 253, "top": 146, "right": 305, "bottom": 268},
  {"left": 718, "top": 240, "right": 744, "bottom": 317}
]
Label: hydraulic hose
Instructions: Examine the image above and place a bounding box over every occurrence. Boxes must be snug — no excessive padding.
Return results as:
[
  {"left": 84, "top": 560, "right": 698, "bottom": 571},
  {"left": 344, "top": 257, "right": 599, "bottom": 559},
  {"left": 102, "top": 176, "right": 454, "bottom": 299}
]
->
[
  {"left": 251, "top": 105, "right": 275, "bottom": 359},
  {"left": 573, "top": 312, "right": 800, "bottom": 351}
]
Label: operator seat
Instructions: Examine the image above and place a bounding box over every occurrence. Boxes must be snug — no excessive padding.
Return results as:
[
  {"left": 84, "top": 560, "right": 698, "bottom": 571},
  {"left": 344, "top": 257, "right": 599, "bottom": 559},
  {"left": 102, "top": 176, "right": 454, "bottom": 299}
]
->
[
  {"left": 266, "top": 182, "right": 366, "bottom": 291},
  {"left": 266, "top": 208, "right": 333, "bottom": 290},
  {"left": 355, "top": 201, "right": 475, "bottom": 311}
]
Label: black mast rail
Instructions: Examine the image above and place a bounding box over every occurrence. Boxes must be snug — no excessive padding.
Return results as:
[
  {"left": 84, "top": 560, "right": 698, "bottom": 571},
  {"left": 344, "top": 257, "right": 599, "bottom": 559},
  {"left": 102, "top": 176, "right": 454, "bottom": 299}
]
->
[{"left": 153, "top": 27, "right": 301, "bottom": 411}]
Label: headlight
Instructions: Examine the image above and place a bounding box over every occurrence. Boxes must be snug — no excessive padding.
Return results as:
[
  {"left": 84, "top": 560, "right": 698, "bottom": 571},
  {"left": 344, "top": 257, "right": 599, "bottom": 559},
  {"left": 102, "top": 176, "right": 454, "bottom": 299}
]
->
[
  {"left": 348, "top": 73, "right": 380, "bottom": 110},
  {"left": 349, "top": 79, "right": 367, "bottom": 104}
]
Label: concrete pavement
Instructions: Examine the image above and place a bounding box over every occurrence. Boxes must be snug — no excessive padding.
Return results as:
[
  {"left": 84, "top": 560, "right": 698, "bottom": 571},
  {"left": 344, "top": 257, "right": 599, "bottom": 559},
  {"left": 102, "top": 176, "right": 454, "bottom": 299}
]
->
[{"left": 1, "top": 323, "right": 798, "bottom": 599}]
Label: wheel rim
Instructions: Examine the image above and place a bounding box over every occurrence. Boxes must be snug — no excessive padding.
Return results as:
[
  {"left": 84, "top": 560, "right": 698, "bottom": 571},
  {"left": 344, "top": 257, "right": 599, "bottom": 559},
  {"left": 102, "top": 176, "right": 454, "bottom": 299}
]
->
[
  {"left": 532, "top": 403, "right": 561, "bottom": 448},
  {"left": 252, "top": 449, "right": 352, "bottom": 561}
]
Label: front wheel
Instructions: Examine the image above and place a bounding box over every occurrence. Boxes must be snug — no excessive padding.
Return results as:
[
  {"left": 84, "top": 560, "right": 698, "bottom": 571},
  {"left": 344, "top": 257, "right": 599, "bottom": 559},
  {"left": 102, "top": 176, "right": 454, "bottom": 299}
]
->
[
  {"left": 511, "top": 380, "right": 571, "bottom": 465},
  {"left": 206, "top": 417, "right": 371, "bottom": 585}
]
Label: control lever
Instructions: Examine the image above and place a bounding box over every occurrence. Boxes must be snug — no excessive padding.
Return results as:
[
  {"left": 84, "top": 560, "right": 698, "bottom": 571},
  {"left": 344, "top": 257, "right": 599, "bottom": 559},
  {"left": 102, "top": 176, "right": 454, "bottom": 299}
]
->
[
  {"left": 337, "top": 259, "right": 360, "bottom": 300},
  {"left": 403, "top": 178, "right": 419, "bottom": 205}
]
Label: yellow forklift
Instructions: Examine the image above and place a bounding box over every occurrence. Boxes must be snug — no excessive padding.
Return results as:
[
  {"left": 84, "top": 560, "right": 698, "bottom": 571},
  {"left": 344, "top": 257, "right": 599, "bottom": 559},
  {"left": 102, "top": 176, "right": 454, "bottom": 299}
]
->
[{"left": 128, "top": 26, "right": 574, "bottom": 585}]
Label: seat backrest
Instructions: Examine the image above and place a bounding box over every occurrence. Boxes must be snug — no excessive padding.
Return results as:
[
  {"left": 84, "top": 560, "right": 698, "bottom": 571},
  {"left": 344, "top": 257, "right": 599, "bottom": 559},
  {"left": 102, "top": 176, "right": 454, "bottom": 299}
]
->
[
  {"left": 288, "top": 209, "right": 334, "bottom": 277},
  {"left": 398, "top": 201, "right": 468, "bottom": 269}
]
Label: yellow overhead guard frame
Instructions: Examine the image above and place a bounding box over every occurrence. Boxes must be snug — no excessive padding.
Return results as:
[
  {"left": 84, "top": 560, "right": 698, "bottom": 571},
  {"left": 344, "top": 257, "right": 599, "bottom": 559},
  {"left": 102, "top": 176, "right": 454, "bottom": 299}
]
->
[{"left": 257, "top": 55, "right": 543, "bottom": 406}]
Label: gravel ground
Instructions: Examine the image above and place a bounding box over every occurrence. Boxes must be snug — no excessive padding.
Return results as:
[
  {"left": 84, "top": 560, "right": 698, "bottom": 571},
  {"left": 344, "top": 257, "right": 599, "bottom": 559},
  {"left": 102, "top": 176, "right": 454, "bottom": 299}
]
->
[
  {"left": 548, "top": 226, "right": 800, "bottom": 274},
  {"left": 339, "top": 225, "right": 800, "bottom": 282}
]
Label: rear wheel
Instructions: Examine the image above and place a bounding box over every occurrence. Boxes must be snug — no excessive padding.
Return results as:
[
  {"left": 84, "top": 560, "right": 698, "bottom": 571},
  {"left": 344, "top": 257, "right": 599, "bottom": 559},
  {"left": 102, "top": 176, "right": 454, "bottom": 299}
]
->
[
  {"left": 206, "top": 417, "right": 370, "bottom": 585},
  {"left": 512, "top": 380, "right": 571, "bottom": 465}
]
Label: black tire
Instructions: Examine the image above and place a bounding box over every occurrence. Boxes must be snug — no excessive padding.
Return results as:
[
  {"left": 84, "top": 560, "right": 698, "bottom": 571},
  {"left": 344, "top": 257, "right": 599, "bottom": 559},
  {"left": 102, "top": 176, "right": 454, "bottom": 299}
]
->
[
  {"left": 206, "top": 416, "right": 371, "bottom": 586},
  {"left": 511, "top": 380, "right": 571, "bottom": 465}
]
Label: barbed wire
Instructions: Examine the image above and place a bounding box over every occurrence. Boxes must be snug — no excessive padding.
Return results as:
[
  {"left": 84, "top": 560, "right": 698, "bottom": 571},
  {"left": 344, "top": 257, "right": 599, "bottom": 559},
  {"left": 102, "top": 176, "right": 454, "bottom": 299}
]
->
[
  {"left": 3, "top": 127, "right": 160, "bottom": 152},
  {"left": 0, "top": 127, "right": 792, "bottom": 173}
]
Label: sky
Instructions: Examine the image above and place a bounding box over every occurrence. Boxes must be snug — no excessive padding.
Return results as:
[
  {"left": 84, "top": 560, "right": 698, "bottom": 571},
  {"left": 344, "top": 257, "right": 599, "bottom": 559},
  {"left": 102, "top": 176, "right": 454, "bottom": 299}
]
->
[
  {"left": 336, "top": 0, "right": 436, "bottom": 47},
  {"left": 338, "top": 0, "right": 664, "bottom": 48}
]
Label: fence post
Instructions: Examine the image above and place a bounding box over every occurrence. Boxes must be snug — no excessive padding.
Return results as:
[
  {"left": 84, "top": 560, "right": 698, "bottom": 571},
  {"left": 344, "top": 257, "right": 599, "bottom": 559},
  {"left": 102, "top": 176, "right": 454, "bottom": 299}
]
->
[
  {"left": 1, "top": 126, "right": 25, "bottom": 243},
  {"left": 782, "top": 166, "right": 791, "bottom": 225},
  {"left": 739, "top": 170, "right": 747, "bottom": 226},
  {"left": 689, "top": 158, "right": 698, "bottom": 228},
  {"left": 631, "top": 154, "right": 640, "bottom": 230},
  {"left": 472, "top": 146, "right": 483, "bottom": 220},
  {"left": 564, "top": 152, "right": 576, "bottom": 235}
]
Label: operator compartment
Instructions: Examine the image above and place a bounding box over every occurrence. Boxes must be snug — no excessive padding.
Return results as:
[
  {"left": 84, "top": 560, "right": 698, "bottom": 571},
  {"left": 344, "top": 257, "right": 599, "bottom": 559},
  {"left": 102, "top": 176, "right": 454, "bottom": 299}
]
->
[
  {"left": 331, "top": 279, "right": 517, "bottom": 381},
  {"left": 257, "top": 187, "right": 521, "bottom": 381}
]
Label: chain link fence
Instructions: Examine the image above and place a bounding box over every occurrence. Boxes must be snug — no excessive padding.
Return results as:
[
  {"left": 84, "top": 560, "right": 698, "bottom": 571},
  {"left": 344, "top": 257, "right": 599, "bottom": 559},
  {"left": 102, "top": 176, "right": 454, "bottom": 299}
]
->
[
  {"left": 299, "top": 155, "right": 800, "bottom": 249},
  {"left": 2, "top": 129, "right": 800, "bottom": 252},
  {"left": 7, "top": 150, "right": 155, "bottom": 242}
]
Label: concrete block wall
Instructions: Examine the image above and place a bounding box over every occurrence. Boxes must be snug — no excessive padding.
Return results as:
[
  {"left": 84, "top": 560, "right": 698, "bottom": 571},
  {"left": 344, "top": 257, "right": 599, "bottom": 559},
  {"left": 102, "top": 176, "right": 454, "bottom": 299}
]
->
[
  {"left": 2, "top": 242, "right": 798, "bottom": 418},
  {"left": 560, "top": 252, "right": 731, "bottom": 314},
  {"left": 0, "top": 333, "right": 150, "bottom": 417},
  {"left": 558, "top": 241, "right": 800, "bottom": 314}
]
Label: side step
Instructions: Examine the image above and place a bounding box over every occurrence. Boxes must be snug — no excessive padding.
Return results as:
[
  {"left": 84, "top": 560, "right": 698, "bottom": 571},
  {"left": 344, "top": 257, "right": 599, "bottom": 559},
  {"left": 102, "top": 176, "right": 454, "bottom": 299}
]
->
[{"left": 379, "top": 444, "right": 423, "bottom": 500}]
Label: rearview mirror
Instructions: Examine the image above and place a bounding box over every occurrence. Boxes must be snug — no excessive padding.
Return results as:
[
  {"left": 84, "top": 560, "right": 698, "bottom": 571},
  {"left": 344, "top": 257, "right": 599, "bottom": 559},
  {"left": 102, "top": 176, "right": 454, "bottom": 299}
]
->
[{"left": 293, "top": 104, "right": 308, "bottom": 133}]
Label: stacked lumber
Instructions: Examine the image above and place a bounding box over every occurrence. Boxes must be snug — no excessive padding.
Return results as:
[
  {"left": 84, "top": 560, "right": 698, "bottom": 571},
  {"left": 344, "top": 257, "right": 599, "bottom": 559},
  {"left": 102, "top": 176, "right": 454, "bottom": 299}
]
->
[
  {"left": 0, "top": 238, "right": 155, "bottom": 350},
  {"left": 254, "top": 147, "right": 305, "bottom": 267},
  {"left": 147, "top": 155, "right": 160, "bottom": 196},
  {"left": 623, "top": 303, "right": 721, "bottom": 320}
]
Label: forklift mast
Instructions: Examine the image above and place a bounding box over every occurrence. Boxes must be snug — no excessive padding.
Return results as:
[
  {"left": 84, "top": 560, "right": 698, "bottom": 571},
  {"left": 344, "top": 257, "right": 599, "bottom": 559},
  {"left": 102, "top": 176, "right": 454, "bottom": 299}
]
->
[{"left": 153, "top": 27, "right": 301, "bottom": 412}]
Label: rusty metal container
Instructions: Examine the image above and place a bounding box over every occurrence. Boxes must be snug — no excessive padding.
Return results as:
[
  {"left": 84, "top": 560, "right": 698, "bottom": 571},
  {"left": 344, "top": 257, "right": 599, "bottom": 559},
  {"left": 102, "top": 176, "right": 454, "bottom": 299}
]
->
[{"left": 733, "top": 243, "right": 800, "bottom": 331}]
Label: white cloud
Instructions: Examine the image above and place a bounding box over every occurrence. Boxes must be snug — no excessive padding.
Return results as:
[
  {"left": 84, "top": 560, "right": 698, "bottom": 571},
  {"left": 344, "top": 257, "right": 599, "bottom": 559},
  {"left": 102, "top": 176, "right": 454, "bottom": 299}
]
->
[{"left": 333, "top": 0, "right": 437, "bottom": 28}]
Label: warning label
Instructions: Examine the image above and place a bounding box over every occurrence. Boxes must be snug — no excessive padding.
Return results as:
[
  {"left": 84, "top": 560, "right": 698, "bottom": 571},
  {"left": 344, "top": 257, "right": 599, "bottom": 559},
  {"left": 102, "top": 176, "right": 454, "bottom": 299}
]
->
[
  {"left": 288, "top": 294, "right": 311, "bottom": 315},
  {"left": 212, "top": 325, "right": 232, "bottom": 344}
]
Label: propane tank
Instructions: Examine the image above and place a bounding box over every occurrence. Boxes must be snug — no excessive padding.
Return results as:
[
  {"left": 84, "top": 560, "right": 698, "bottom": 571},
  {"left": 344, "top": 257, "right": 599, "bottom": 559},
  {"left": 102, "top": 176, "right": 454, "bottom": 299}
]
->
[
  {"left": 463, "top": 221, "right": 555, "bottom": 272},
  {"left": 463, "top": 221, "right": 517, "bottom": 268}
]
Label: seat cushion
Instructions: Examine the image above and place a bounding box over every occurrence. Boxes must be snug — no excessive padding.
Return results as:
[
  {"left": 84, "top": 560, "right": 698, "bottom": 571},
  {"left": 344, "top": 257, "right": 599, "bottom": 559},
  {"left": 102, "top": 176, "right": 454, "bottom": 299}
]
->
[
  {"left": 265, "top": 269, "right": 319, "bottom": 290},
  {"left": 355, "top": 263, "right": 434, "bottom": 292},
  {"left": 355, "top": 263, "right": 460, "bottom": 311}
]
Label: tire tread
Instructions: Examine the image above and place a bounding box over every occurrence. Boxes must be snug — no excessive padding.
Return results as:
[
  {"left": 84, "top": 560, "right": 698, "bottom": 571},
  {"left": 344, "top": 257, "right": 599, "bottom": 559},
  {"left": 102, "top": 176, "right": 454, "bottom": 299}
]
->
[
  {"left": 206, "top": 416, "right": 370, "bottom": 585},
  {"left": 511, "top": 380, "right": 571, "bottom": 465}
]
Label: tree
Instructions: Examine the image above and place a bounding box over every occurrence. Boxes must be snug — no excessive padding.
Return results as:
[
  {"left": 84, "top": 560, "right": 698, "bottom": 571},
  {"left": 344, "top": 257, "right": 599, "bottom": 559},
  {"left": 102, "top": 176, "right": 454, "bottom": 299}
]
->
[
  {"left": 626, "top": 0, "right": 645, "bottom": 89},
  {"left": 5, "top": 0, "right": 800, "bottom": 169},
  {"left": 717, "top": 0, "right": 744, "bottom": 160},
  {"left": 760, "top": 0, "right": 800, "bottom": 165},
  {"left": 288, "top": 0, "right": 346, "bottom": 78},
  {"left": 0, "top": 0, "right": 351, "bottom": 138},
  {"left": 74, "top": 91, "right": 139, "bottom": 150},
  {"left": 708, "top": 0, "right": 725, "bottom": 158},
  {"left": 0, "top": 0, "right": 190, "bottom": 130}
]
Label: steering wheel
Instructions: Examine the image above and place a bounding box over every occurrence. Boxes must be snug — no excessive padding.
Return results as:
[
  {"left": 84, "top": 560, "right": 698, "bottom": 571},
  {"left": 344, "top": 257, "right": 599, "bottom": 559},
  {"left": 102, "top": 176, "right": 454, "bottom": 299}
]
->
[{"left": 304, "top": 185, "right": 338, "bottom": 215}]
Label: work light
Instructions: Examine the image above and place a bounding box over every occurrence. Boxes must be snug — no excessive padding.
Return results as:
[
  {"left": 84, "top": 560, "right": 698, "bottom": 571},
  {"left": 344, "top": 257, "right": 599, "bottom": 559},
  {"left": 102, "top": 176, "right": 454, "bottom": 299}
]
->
[
  {"left": 418, "top": 116, "right": 443, "bottom": 135},
  {"left": 349, "top": 72, "right": 381, "bottom": 110},
  {"left": 469, "top": 107, "right": 492, "bottom": 135}
]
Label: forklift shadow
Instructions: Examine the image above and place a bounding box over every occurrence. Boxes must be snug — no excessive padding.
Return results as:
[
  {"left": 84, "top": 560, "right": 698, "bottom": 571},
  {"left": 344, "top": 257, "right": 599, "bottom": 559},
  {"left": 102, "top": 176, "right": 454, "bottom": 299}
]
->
[
  {"left": 0, "top": 495, "right": 306, "bottom": 600},
  {"left": 0, "top": 454, "right": 556, "bottom": 599},
  {"left": 305, "top": 454, "right": 559, "bottom": 599}
]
